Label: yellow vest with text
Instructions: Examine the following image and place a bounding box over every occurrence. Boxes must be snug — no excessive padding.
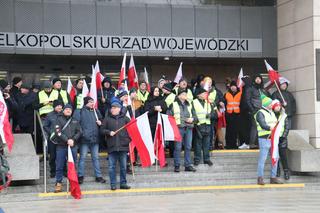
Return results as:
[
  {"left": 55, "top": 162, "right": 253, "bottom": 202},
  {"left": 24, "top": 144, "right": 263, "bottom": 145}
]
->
[
  {"left": 172, "top": 101, "right": 192, "bottom": 125},
  {"left": 255, "top": 109, "right": 277, "bottom": 137},
  {"left": 193, "top": 99, "right": 211, "bottom": 125},
  {"left": 38, "top": 90, "right": 54, "bottom": 115}
]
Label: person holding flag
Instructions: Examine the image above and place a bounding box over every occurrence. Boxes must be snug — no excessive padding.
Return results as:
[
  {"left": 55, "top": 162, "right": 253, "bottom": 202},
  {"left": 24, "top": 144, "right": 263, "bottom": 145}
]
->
[
  {"left": 168, "top": 88, "right": 196, "bottom": 173},
  {"left": 52, "top": 104, "right": 82, "bottom": 193},
  {"left": 98, "top": 77, "right": 115, "bottom": 116},
  {"left": 255, "top": 97, "right": 283, "bottom": 185},
  {"left": 100, "top": 100, "right": 131, "bottom": 191},
  {"left": 74, "top": 97, "right": 106, "bottom": 185}
]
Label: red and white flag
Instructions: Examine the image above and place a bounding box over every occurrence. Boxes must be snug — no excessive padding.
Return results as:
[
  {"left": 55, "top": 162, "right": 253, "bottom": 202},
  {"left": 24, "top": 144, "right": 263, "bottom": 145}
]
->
[
  {"left": 270, "top": 111, "right": 287, "bottom": 166},
  {"left": 128, "top": 54, "right": 139, "bottom": 90},
  {"left": 237, "top": 68, "right": 244, "bottom": 89},
  {"left": 118, "top": 52, "right": 127, "bottom": 89},
  {"left": 82, "top": 80, "right": 89, "bottom": 97},
  {"left": 94, "top": 60, "right": 104, "bottom": 92},
  {"left": 264, "top": 59, "right": 280, "bottom": 83},
  {"left": 125, "top": 112, "right": 156, "bottom": 167},
  {"left": 67, "top": 77, "right": 76, "bottom": 104},
  {"left": 154, "top": 112, "right": 166, "bottom": 168},
  {"left": 0, "top": 91, "right": 14, "bottom": 153},
  {"left": 174, "top": 62, "right": 183, "bottom": 83},
  {"left": 144, "top": 67, "right": 151, "bottom": 92},
  {"left": 161, "top": 113, "right": 182, "bottom": 142},
  {"left": 90, "top": 65, "right": 98, "bottom": 109},
  {"left": 67, "top": 146, "right": 81, "bottom": 199}
]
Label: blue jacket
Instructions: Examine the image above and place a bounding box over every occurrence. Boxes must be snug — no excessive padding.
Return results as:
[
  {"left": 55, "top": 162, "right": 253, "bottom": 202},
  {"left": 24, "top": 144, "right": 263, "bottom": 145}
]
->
[{"left": 73, "top": 107, "right": 102, "bottom": 144}]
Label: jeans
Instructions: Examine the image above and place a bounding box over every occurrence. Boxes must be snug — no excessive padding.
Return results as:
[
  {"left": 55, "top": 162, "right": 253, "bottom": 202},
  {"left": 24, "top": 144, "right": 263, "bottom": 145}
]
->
[
  {"left": 194, "top": 134, "right": 211, "bottom": 163},
  {"left": 257, "top": 138, "right": 278, "bottom": 178},
  {"left": 174, "top": 127, "right": 193, "bottom": 167},
  {"left": 78, "top": 143, "right": 102, "bottom": 178},
  {"left": 56, "top": 146, "right": 78, "bottom": 183},
  {"left": 108, "top": 151, "right": 127, "bottom": 187}
]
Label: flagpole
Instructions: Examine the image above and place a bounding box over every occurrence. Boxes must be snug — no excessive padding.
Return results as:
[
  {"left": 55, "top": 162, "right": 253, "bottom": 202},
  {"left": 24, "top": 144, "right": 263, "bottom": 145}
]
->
[
  {"left": 155, "top": 112, "right": 159, "bottom": 172},
  {"left": 273, "top": 80, "right": 287, "bottom": 106},
  {"left": 93, "top": 109, "right": 99, "bottom": 121},
  {"left": 66, "top": 177, "right": 69, "bottom": 199},
  {"left": 129, "top": 143, "right": 136, "bottom": 181}
]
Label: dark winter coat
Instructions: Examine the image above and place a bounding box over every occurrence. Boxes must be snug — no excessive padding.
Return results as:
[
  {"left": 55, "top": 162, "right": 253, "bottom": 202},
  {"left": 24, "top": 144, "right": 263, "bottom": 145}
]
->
[
  {"left": 100, "top": 111, "right": 131, "bottom": 153},
  {"left": 16, "top": 92, "right": 36, "bottom": 128},
  {"left": 144, "top": 95, "right": 167, "bottom": 131},
  {"left": 97, "top": 87, "right": 116, "bottom": 116},
  {"left": 43, "top": 111, "right": 61, "bottom": 135}
]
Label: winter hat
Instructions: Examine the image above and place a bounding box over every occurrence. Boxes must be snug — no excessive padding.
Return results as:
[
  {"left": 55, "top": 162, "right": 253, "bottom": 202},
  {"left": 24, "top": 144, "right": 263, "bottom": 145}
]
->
[
  {"left": 279, "top": 77, "right": 290, "bottom": 85},
  {"left": 177, "top": 88, "right": 187, "bottom": 96},
  {"left": 84, "top": 96, "right": 94, "bottom": 106},
  {"left": 195, "top": 87, "right": 207, "bottom": 96},
  {"left": 129, "top": 88, "right": 137, "bottom": 95},
  {"left": 230, "top": 80, "right": 237, "bottom": 87},
  {"left": 272, "top": 99, "right": 282, "bottom": 110},
  {"left": 53, "top": 100, "right": 64, "bottom": 108},
  {"left": 261, "top": 94, "right": 273, "bottom": 108},
  {"left": 117, "top": 89, "right": 128, "bottom": 99},
  {"left": 162, "top": 83, "right": 173, "bottom": 92},
  {"left": 12, "top": 77, "right": 22, "bottom": 85},
  {"left": 32, "top": 82, "right": 41, "bottom": 90},
  {"left": 52, "top": 78, "right": 61, "bottom": 85},
  {"left": 111, "top": 100, "right": 122, "bottom": 108},
  {"left": 102, "top": 77, "right": 112, "bottom": 85},
  {"left": 63, "top": 104, "right": 73, "bottom": 110},
  {"left": 0, "top": 80, "right": 9, "bottom": 89},
  {"left": 21, "top": 83, "right": 31, "bottom": 89},
  {"left": 42, "top": 80, "right": 52, "bottom": 89}
]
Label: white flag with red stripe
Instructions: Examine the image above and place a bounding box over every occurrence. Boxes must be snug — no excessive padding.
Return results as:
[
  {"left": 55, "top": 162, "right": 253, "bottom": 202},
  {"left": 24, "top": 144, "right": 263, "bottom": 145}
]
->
[
  {"left": 80, "top": 80, "right": 89, "bottom": 108},
  {"left": 0, "top": 91, "right": 14, "bottom": 153},
  {"left": 174, "top": 62, "right": 183, "bottom": 83},
  {"left": 237, "top": 68, "right": 244, "bottom": 89},
  {"left": 270, "top": 111, "right": 287, "bottom": 166},
  {"left": 118, "top": 52, "right": 127, "bottom": 89},
  {"left": 94, "top": 60, "right": 104, "bottom": 92},
  {"left": 90, "top": 65, "right": 98, "bottom": 109},
  {"left": 161, "top": 113, "right": 182, "bottom": 142},
  {"left": 125, "top": 112, "right": 156, "bottom": 167},
  {"left": 128, "top": 54, "right": 139, "bottom": 90},
  {"left": 67, "top": 146, "right": 82, "bottom": 199},
  {"left": 67, "top": 77, "right": 76, "bottom": 104},
  {"left": 154, "top": 112, "right": 166, "bottom": 168},
  {"left": 144, "top": 67, "right": 151, "bottom": 92}
]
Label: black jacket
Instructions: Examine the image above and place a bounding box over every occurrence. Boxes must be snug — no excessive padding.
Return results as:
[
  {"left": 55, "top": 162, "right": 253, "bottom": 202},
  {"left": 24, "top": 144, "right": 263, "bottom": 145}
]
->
[
  {"left": 43, "top": 110, "right": 61, "bottom": 135},
  {"left": 144, "top": 96, "right": 167, "bottom": 130},
  {"left": 53, "top": 114, "right": 82, "bottom": 147},
  {"left": 97, "top": 87, "right": 116, "bottom": 116},
  {"left": 272, "top": 90, "right": 296, "bottom": 117},
  {"left": 16, "top": 92, "right": 36, "bottom": 128},
  {"left": 100, "top": 111, "right": 131, "bottom": 153}
]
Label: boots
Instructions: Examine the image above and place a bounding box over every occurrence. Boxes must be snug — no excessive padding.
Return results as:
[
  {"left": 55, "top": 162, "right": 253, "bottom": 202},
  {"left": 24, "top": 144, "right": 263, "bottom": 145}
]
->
[
  {"left": 284, "top": 169, "right": 290, "bottom": 180},
  {"left": 54, "top": 183, "right": 62, "bottom": 193},
  {"left": 257, "top": 177, "right": 265, "bottom": 185},
  {"left": 270, "top": 178, "right": 283, "bottom": 184}
]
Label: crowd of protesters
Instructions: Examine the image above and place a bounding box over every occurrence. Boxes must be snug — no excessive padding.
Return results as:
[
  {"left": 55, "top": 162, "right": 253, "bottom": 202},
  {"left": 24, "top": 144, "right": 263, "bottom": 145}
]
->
[{"left": 0, "top": 71, "right": 296, "bottom": 191}]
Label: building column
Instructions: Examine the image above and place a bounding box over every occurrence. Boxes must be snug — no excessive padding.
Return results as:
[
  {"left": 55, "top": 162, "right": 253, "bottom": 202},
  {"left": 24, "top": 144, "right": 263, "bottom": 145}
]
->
[{"left": 277, "top": 0, "right": 320, "bottom": 148}]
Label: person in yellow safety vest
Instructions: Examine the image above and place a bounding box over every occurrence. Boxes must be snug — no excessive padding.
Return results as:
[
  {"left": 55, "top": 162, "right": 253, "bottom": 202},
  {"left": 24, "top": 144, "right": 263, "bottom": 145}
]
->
[
  {"left": 255, "top": 97, "right": 283, "bottom": 185},
  {"left": 174, "top": 78, "right": 194, "bottom": 103},
  {"left": 272, "top": 99, "right": 290, "bottom": 180},
  {"left": 51, "top": 78, "right": 71, "bottom": 106},
  {"left": 162, "top": 82, "right": 176, "bottom": 109},
  {"left": 137, "top": 81, "right": 149, "bottom": 105},
  {"left": 34, "top": 80, "right": 54, "bottom": 118},
  {"left": 74, "top": 78, "right": 84, "bottom": 110},
  {"left": 168, "top": 88, "right": 197, "bottom": 173},
  {"left": 224, "top": 81, "right": 242, "bottom": 149},
  {"left": 193, "top": 87, "right": 217, "bottom": 167}
]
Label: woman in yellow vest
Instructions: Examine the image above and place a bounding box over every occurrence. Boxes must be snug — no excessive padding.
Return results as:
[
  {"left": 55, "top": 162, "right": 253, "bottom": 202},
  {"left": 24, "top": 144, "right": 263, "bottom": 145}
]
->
[
  {"left": 255, "top": 97, "right": 283, "bottom": 185},
  {"left": 224, "top": 81, "right": 242, "bottom": 149}
]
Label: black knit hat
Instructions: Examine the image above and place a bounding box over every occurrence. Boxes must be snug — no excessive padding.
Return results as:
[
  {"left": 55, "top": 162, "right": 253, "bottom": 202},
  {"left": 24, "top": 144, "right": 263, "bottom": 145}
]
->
[
  {"left": 21, "top": 83, "right": 31, "bottom": 89},
  {"left": 130, "top": 88, "right": 137, "bottom": 95},
  {"left": 177, "top": 88, "right": 187, "bottom": 96},
  {"left": 117, "top": 90, "right": 128, "bottom": 99},
  {"left": 53, "top": 100, "right": 64, "bottom": 108},
  {"left": 163, "top": 83, "right": 173, "bottom": 92},
  {"left": 52, "top": 78, "right": 61, "bottom": 85},
  {"left": 0, "top": 80, "right": 9, "bottom": 89},
  {"left": 83, "top": 96, "right": 94, "bottom": 106},
  {"left": 12, "top": 77, "right": 22, "bottom": 85},
  {"left": 63, "top": 104, "right": 73, "bottom": 110},
  {"left": 230, "top": 80, "right": 237, "bottom": 87},
  {"left": 195, "top": 87, "right": 207, "bottom": 96}
]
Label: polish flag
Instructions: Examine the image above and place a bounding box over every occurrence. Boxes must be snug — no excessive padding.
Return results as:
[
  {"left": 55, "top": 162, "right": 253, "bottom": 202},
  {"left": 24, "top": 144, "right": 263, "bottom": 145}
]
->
[
  {"left": 161, "top": 113, "right": 182, "bottom": 142},
  {"left": 94, "top": 60, "right": 104, "bottom": 92},
  {"left": 67, "top": 77, "right": 76, "bottom": 104},
  {"left": 144, "top": 67, "right": 151, "bottom": 92},
  {"left": 0, "top": 91, "right": 14, "bottom": 153},
  {"left": 128, "top": 54, "right": 139, "bottom": 90},
  {"left": 90, "top": 65, "right": 98, "bottom": 109},
  {"left": 264, "top": 59, "right": 280, "bottom": 83},
  {"left": 173, "top": 62, "right": 183, "bottom": 83},
  {"left": 270, "top": 111, "right": 287, "bottom": 166},
  {"left": 67, "top": 146, "right": 82, "bottom": 199},
  {"left": 154, "top": 112, "right": 166, "bottom": 168},
  {"left": 125, "top": 112, "right": 156, "bottom": 167},
  {"left": 80, "top": 80, "right": 89, "bottom": 108},
  {"left": 237, "top": 68, "right": 244, "bottom": 89},
  {"left": 118, "top": 52, "right": 127, "bottom": 89},
  {"left": 129, "top": 142, "right": 136, "bottom": 164}
]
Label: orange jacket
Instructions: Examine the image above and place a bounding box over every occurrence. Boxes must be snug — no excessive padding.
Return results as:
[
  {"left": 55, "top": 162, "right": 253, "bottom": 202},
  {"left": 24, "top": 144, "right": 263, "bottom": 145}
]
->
[{"left": 225, "top": 91, "right": 242, "bottom": 114}]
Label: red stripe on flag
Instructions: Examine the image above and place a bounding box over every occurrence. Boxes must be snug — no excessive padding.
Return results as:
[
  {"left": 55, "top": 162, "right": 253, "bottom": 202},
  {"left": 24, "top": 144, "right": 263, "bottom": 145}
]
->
[
  {"left": 154, "top": 122, "right": 166, "bottom": 168},
  {"left": 168, "top": 115, "right": 182, "bottom": 142}
]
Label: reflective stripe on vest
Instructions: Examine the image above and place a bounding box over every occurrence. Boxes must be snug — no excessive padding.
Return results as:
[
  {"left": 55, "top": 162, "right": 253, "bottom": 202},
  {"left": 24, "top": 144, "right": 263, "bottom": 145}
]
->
[
  {"left": 225, "top": 91, "right": 242, "bottom": 114},
  {"left": 165, "top": 93, "right": 176, "bottom": 107},
  {"left": 208, "top": 89, "right": 217, "bottom": 104},
  {"left": 193, "top": 99, "right": 211, "bottom": 125},
  {"left": 137, "top": 90, "right": 149, "bottom": 103},
  {"left": 50, "top": 89, "right": 68, "bottom": 105},
  {"left": 38, "top": 90, "right": 53, "bottom": 115},
  {"left": 255, "top": 109, "right": 277, "bottom": 137},
  {"left": 172, "top": 101, "right": 192, "bottom": 125}
]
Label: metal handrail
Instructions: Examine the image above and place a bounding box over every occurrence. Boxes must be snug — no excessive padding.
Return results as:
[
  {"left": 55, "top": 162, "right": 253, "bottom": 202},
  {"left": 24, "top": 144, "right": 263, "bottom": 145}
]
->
[{"left": 34, "top": 110, "right": 48, "bottom": 193}]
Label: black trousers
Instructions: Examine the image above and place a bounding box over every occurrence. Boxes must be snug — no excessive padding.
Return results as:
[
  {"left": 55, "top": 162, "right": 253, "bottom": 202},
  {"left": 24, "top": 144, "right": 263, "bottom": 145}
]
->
[
  {"left": 225, "top": 113, "right": 240, "bottom": 149},
  {"left": 239, "top": 111, "right": 251, "bottom": 145},
  {"left": 278, "top": 138, "right": 289, "bottom": 170},
  {"left": 48, "top": 140, "right": 57, "bottom": 175},
  {"left": 249, "top": 113, "right": 258, "bottom": 146}
]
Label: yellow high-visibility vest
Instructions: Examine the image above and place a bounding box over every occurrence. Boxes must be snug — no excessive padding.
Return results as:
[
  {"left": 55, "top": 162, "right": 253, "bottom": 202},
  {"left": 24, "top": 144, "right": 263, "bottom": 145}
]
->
[
  {"left": 255, "top": 108, "right": 277, "bottom": 137},
  {"left": 172, "top": 101, "right": 192, "bottom": 125},
  {"left": 193, "top": 99, "right": 211, "bottom": 125},
  {"left": 38, "top": 90, "right": 53, "bottom": 115}
]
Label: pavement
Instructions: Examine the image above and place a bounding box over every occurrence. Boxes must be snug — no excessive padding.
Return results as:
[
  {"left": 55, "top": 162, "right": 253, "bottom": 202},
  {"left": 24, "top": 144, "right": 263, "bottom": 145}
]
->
[{"left": 1, "top": 190, "right": 320, "bottom": 213}]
